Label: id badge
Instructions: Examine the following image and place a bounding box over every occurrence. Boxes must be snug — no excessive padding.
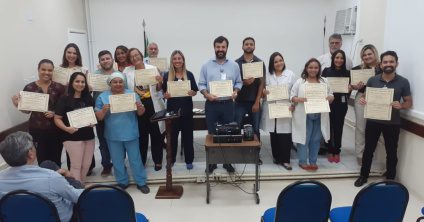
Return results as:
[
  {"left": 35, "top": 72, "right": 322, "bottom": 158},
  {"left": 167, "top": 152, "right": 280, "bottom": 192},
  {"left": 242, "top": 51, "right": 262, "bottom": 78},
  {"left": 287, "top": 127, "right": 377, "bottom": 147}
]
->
[
  {"left": 341, "top": 96, "right": 346, "bottom": 103},
  {"left": 220, "top": 72, "right": 227, "bottom": 80}
]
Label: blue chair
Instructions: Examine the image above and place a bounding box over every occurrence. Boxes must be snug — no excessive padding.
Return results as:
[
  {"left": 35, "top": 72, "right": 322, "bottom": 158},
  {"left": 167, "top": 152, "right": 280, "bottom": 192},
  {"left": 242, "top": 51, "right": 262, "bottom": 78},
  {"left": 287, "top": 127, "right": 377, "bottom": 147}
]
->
[
  {"left": 417, "top": 207, "right": 424, "bottom": 222},
  {"left": 76, "top": 184, "right": 148, "bottom": 222},
  {"left": 330, "top": 180, "right": 409, "bottom": 222},
  {"left": 261, "top": 180, "right": 332, "bottom": 222},
  {"left": 0, "top": 190, "right": 60, "bottom": 222}
]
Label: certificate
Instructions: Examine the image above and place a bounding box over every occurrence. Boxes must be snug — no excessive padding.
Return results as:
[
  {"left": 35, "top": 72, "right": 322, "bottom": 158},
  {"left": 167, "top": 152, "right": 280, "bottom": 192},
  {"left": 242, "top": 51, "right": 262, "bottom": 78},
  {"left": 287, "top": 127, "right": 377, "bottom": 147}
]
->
[
  {"left": 88, "top": 74, "right": 110, "bottom": 91},
  {"left": 242, "top": 62, "right": 264, "bottom": 79},
  {"left": 134, "top": 68, "right": 158, "bottom": 86},
  {"left": 18, "top": 91, "right": 49, "bottom": 112},
  {"left": 149, "top": 58, "right": 168, "bottom": 72},
  {"left": 364, "top": 87, "right": 394, "bottom": 120},
  {"left": 304, "top": 83, "right": 327, "bottom": 100},
  {"left": 167, "top": 81, "right": 191, "bottom": 97},
  {"left": 268, "top": 102, "right": 292, "bottom": 119},
  {"left": 109, "top": 93, "right": 137, "bottom": 113},
  {"left": 266, "top": 85, "right": 289, "bottom": 101},
  {"left": 53, "top": 67, "right": 71, "bottom": 85},
  {"left": 326, "top": 77, "right": 350, "bottom": 93},
  {"left": 351, "top": 68, "right": 374, "bottom": 85},
  {"left": 209, "top": 80, "right": 233, "bottom": 98},
  {"left": 304, "top": 99, "right": 330, "bottom": 114},
  {"left": 66, "top": 107, "right": 97, "bottom": 128}
]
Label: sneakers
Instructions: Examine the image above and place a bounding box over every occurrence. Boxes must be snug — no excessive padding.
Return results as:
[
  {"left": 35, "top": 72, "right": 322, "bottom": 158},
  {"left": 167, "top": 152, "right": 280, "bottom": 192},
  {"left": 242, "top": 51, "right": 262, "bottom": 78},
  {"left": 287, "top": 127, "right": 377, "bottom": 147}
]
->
[
  {"left": 223, "top": 164, "right": 235, "bottom": 173},
  {"left": 101, "top": 166, "right": 112, "bottom": 177},
  {"left": 186, "top": 163, "right": 193, "bottom": 170},
  {"left": 137, "top": 185, "right": 150, "bottom": 194},
  {"left": 354, "top": 176, "right": 368, "bottom": 187}
]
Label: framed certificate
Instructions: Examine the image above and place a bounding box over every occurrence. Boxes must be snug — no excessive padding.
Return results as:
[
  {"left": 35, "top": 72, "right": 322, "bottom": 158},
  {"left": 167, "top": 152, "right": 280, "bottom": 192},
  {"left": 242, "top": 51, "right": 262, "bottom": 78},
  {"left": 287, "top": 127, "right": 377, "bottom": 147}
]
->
[
  {"left": 67, "top": 107, "right": 97, "bottom": 128},
  {"left": 266, "top": 85, "right": 289, "bottom": 101},
  {"left": 18, "top": 91, "right": 49, "bottom": 112},
  {"left": 149, "top": 58, "right": 168, "bottom": 72},
  {"left": 364, "top": 87, "right": 394, "bottom": 120},
  {"left": 109, "top": 93, "right": 137, "bottom": 113},
  {"left": 304, "top": 83, "right": 327, "bottom": 100},
  {"left": 167, "top": 81, "right": 191, "bottom": 97},
  {"left": 134, "top": 68, "right": 158, "bottom": 86},
  {"left": 326, "top": 77, "right": 350, "bottom": 93},
  {"left": 351, "top": 68, "right": 374, "bottom": 85},
  {"left": 88, "top": 74, "right": 110, "bottom": 92},
  {"left": 268, "top": 103, "right": 292, "bottom": 119},
  {"left": 304, "top": 99, "right": 330, "bottom": 114},
  {"left": 242, "top": 62, "right": 264, "bottom": 79},
  {"left": 209, "top": 80, "right": 233, "bottom": 98}
]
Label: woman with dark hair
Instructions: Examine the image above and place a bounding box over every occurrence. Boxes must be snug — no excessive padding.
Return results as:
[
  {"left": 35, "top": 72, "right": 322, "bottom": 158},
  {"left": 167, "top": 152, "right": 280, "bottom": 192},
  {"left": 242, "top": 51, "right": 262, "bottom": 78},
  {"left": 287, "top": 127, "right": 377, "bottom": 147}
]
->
[
  {"left": 322, "top": 50, "right": 351, "bottom": 163},
  {"left": 261, "top": 52, "right": 296, "bottom": 170},
  {"left": 11, "top": 59, "right": 65, "bottom": 166},
  {"left": 114, "top": 45, "right": 130, "bottom": 72},
  {"left": 55, "top": 43, "right": 88, "bottom": 85},
  {"left": 291, "top": 58, "right": 334, "bottom": 171},
  {"left": 54, "top": 72, "right": 95, "bottom": 183},
  {"left": 157, "top": 50, "right": 198, "bottom": 169}
]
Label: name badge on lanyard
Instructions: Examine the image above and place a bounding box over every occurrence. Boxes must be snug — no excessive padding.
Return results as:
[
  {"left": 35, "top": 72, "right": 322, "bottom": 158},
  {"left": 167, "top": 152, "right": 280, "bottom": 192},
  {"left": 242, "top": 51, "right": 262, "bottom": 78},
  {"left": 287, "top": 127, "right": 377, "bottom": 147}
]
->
[
  {"left": 221, "top": 72, "right": 227, "bottom": 80},
  {"left": 341, "top": 96, "right": 346, "bottom": 103}
]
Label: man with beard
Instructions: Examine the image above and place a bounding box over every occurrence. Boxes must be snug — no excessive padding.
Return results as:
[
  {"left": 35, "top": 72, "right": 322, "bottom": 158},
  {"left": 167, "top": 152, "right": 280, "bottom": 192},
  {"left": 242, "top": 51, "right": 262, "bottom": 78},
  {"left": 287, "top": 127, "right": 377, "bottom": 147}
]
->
[
  {"left": 198, "top": 36, "right": 242, "bottom": 173},
  {"left": 318, "top": 33, "right": 353, "bottom": 70},
  {"left": 354, "top": 51, "right": 412, "bottom": 187},
  {"left": 234, "top": 37, "right": 265, "bottom": 164},
  {"left": 144, "top": 42, "right": 159, "bottom": 64},
  {"left": 92, "top": 50, "right": 115, "bottom": 176}
]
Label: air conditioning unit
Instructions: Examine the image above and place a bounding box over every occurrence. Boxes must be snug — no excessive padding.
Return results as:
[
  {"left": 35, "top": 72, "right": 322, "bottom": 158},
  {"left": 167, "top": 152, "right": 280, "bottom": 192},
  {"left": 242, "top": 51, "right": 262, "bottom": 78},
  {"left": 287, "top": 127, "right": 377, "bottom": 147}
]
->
[{"left": 334, "top": 6, "right": 357, "bottom": 35}]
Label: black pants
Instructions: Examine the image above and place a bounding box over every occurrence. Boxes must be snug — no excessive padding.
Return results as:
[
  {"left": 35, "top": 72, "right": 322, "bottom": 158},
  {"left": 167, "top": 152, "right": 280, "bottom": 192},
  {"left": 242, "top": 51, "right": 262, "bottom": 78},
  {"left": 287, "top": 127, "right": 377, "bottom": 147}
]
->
[
  {"left": 270, "top": 132, "right": 292, "bottom": 164},
  {"left": 360, "top": 121, "right": 400, "bottom": 179},
  {"left": 327, "top": 102, "right": 348, "bottom": 155},
  {"left": 30, "top": 128, "right": 63, "bottom": 167},
  {"left": 139, "top": 98, "right": 163, "bottom": 165},
  {"left": 171, "top": 113, "right": 194, "bottom": 164}
]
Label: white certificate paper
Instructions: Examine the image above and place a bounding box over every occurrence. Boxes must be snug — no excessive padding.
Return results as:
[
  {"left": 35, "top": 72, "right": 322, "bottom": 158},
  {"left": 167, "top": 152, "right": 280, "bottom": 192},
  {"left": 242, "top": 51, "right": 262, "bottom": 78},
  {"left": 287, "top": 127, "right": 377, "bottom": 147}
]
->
[
  {"left": 326, "top": 77, "right": 350, "bottom": 93},
  {"left": 209, "top": 80, "right": 233, "bottom": 98},
  {"left": 268, "top": 102, "right": 292, "bottom": 119},
  {"left": 53, "top": 67, "right": 71, "bottom": 85},
  {"left": 167, "top": 81, "right": 191, "bottom": 97},
  {"left": 135, "top": 69, "right": 158, "bottom": 86},
  {"left": 351, "top": 68, "right": 374, "bottom": 85},
  {"left": 109, "top": 93, "right": 137, "bottom": 114},
  {"left": 242, "top": 62, "right": 264, "bottom": 79},
  {"left": 304, "top": 99, "right": 331, "bottom": 114},
  {"left": 364, "top": 87, "right": 394, "bottom": 120},
  {"left": 304, "top": 83, "right": 327, "bottom": 100},
  {"left": 149, "top": 58, "right": 168, "bottom": 72},
  {"left": 18, "top": 91, "right": 49, "bottom": 112},
  {"left": 88, "top": 74, "right": 110, "bottom": 91},
  {"left": 67, "top": 107, "right": 97, "bottom": 128},
  {"left": 266, "top": 85, "right": 289, "bottom": 101}
]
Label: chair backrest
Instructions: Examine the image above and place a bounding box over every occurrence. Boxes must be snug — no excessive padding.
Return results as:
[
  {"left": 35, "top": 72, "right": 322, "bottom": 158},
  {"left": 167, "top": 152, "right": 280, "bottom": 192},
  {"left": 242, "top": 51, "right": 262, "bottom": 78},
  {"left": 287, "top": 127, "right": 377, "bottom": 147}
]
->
[
  {"left": 274, "top": 180, "right": 332, "bottom": 222},
  {"left": 349, "top": 181, "right": 409, "bottom": 222},
  {"left": 0, "top": 190, "right": 60, "bottom": 222},
  {"left": 76, "top": 184, "right": 138, "bottom": 222},
  {"left": 417, "top": 207, "right": 424, "bottom": 222}
]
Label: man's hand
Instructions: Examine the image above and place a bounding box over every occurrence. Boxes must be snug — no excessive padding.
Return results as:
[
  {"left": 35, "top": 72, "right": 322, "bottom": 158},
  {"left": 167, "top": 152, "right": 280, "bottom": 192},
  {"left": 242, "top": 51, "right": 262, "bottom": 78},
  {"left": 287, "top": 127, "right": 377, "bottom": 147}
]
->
[
  {"left": 391, "top": 101, "right": 402, "bottom": 109},
  {"left": 359, "top": 97, "right": 367, "bottom": 105}
]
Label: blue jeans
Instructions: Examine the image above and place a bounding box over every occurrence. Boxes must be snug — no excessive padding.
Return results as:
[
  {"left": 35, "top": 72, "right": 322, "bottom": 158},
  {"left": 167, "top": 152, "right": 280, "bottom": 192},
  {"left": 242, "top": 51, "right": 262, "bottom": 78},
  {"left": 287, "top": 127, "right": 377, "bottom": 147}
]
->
[
  {"left": 96, "top": 121, "right": 112, "bottom": 168},
  {"left": 234, "top": 101, "right": 261, "bottom": 138},
  {"left": 106, "top": 139, "right": 147, "bottom": 186},
  {"left": 297, "top": 114, "right": 322, "bottom": 165}
]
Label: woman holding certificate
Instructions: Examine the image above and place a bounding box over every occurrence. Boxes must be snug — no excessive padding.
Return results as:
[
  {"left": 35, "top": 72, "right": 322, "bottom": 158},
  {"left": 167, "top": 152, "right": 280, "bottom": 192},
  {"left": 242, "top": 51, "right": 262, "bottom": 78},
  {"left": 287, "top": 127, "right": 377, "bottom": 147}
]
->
[
  {"left": 351, "top": 44, "right": 382, "bottom": 165},
  {"left": 54, "top": 72, "right": 95, "bottom": 183},
  {"left": 261, "top": 52, "right": 296, "bottom": 170},
  {"left": 322, "top": 50, "right": 351, "bottom": 163},
  {"left": 123, "top": 48, "right": 165, "bottom": 171},
  {"left": 291, "top": 58, "right": 334, "bottom": 171},
  {"left": 54, "top": 43, "right": 88, "bottom": 86},
  {"left": 11, "top": 59, "right": 65, "bottom": 166},
  {"left": 95, "top": 72, "right": 150, "bottom": 193},
  {"left": 157, "top": 50, "right": 198, "bottom": 170},
  {"left": 114, "top": 45, "right": 131, "bottom": 72}
]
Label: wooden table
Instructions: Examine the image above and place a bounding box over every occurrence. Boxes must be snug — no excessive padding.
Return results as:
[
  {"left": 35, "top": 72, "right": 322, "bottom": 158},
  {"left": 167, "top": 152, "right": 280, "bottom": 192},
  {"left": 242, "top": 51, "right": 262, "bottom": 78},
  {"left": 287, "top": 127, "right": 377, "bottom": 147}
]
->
[{"left": 204, "top": 134, "right": 261, "bottom": 204}]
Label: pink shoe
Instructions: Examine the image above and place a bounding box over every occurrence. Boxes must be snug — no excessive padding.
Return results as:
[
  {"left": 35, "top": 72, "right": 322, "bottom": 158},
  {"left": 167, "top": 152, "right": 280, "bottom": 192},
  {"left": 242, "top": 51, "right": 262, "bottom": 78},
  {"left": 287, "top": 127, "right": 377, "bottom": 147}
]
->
[
  {"left": 334, "top": 154, "right": 340, "bottom": 163},
  {"left": 327, "top": 155, "right": 334, "bottom": 163}
]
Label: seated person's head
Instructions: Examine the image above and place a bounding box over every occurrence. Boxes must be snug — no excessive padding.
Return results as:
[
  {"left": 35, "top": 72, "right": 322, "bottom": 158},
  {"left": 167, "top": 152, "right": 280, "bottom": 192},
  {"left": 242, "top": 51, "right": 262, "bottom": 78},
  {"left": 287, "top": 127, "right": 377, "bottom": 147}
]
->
[{"left": 0, "top": 131, "right": 36, "bottom": 166}]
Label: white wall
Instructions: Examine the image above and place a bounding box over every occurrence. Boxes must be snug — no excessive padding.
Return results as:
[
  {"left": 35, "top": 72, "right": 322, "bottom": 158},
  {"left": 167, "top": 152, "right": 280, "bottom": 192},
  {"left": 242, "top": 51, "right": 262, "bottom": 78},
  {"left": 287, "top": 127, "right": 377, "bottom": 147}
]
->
[{"left": 0, "top": 0, "right": 87, "bottom": 131}]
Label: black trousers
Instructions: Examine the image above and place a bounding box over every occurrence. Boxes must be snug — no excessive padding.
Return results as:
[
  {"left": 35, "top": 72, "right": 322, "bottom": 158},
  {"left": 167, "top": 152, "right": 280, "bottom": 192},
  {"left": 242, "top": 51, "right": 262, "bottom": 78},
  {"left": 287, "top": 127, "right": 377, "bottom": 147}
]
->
[
  {"left": 171, "top": 113, "right": 194, "bottom": 164},
  {"left": 360, "top": 121, "right": 400, "bottom": 179},
  {"left": 270, "top": 132, "right": 292, "bottom": 164},
  {"left": 139, "top": 98, "right": 163, "bottom": 165},
  {"left": 327, "top": 102, "right": 348, "bottom": 155},
  {"left": 30, "top": 128, "right": 63, "bottom": 167}
]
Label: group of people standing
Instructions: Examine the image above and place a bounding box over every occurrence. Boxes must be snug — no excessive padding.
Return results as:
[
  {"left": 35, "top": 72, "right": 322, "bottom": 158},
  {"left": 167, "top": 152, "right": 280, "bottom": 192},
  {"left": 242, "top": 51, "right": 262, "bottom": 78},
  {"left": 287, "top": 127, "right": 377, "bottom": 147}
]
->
[{"left": 8, "top": 32, "right": 412, "bottom": 190}]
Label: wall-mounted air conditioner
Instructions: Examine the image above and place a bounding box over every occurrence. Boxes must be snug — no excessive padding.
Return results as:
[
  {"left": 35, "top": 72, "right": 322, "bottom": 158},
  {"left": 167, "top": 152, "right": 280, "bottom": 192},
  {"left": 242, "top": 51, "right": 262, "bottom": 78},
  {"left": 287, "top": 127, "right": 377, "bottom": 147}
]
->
[{"left": 334, "top": 6, "right": 357, "bottom": 35}]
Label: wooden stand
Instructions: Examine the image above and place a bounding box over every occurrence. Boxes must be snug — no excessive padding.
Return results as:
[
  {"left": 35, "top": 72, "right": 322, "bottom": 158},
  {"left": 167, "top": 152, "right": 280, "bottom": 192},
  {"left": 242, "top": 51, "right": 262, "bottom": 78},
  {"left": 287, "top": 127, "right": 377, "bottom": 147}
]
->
[{"left": 151, "top": 110, "right": 183, "bottom": 199}]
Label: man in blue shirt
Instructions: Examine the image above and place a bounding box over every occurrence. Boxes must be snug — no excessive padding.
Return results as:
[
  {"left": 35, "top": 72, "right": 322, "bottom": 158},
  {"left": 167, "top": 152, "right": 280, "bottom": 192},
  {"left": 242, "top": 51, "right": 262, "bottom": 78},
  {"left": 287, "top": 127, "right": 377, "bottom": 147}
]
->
[
  {"left": 198, "top": 36, "right": 242, "bottom": 173},
  {"left": 0, "top": 131, "right": 83, "bottom": 222}
]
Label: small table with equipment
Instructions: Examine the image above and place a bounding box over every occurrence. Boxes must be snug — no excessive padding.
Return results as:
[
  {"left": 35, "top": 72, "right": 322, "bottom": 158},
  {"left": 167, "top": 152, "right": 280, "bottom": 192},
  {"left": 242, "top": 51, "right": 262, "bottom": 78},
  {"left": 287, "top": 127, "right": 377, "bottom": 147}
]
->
[{"left": 204, "top": 134, "right": 260, "bottom": 204}]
